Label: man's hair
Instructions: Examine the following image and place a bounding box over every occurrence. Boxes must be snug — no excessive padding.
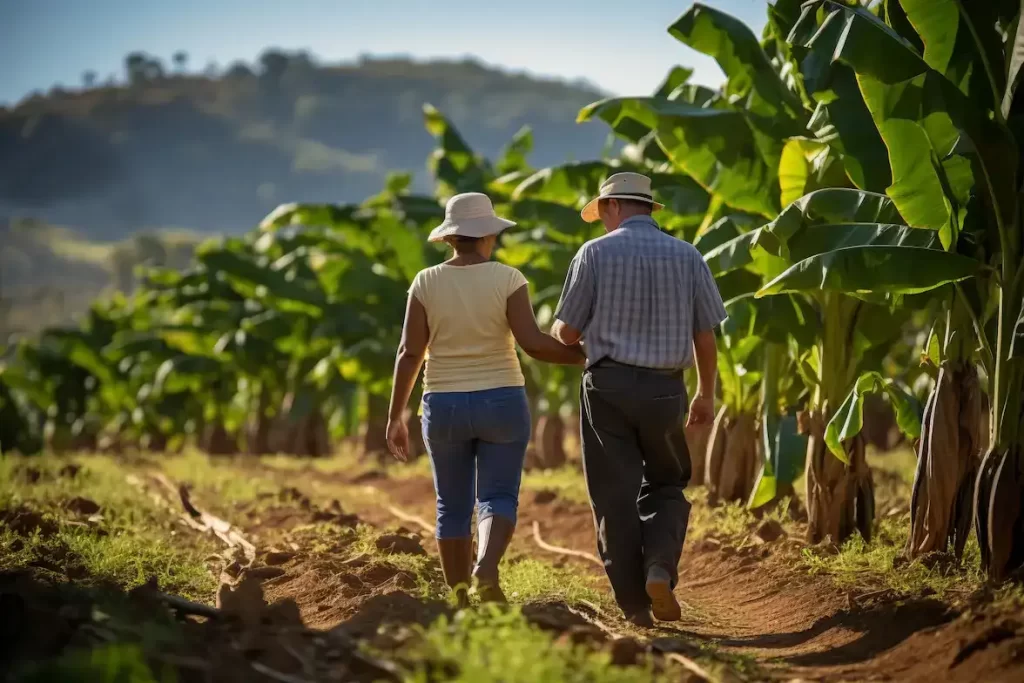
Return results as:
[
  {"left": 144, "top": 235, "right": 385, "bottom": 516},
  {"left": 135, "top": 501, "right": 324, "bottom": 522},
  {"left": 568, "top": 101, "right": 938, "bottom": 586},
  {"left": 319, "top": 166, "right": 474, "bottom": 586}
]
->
[{"left": 600, "top": 198, "right": 654, "bottom": 214}]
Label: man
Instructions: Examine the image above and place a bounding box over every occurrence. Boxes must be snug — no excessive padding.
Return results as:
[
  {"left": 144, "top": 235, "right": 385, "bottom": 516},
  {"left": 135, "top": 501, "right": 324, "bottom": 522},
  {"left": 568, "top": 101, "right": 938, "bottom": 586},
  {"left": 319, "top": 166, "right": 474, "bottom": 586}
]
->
[{"left": 552, "top": 172, "right": 727, "bottom": 626}]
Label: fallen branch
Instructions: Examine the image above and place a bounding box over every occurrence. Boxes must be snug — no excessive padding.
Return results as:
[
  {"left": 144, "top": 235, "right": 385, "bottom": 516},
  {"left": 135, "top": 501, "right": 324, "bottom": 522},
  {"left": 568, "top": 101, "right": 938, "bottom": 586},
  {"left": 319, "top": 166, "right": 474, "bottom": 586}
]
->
[
  {"left": 384, "top": 504, "right": 435, "bottom": 535},
  {"left": 664, "top": 653, "right": 714, "bottom": 682},
  {"left": 152, "top": 591, "right": 221, "bottom": 619},
  {"left": 531, "top": 520, "right": 603, "bottom": 567},
  {"left": 567, "top": 601, "right": 624, "bottom": 639},
  {"left": 153, "top": 472, "right": 256, "bottom": 562}
]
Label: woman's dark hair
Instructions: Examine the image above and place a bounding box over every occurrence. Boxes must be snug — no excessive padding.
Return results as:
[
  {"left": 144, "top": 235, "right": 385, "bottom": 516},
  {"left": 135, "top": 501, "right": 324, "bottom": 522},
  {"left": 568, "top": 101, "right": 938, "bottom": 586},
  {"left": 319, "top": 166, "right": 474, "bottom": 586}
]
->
[{"left": 450, "top": 235, "right": 481, "bottom": 254}]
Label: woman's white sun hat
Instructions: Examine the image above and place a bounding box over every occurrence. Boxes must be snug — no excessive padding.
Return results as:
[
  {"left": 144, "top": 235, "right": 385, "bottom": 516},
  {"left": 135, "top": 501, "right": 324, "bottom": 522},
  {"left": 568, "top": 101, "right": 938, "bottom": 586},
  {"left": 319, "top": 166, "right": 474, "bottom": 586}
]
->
[
  {"left": 580, "top": 172, "right": 665, "bottom": 223},
  {"left": 428, "top": 192, "right": 516, "bottom": 243}
]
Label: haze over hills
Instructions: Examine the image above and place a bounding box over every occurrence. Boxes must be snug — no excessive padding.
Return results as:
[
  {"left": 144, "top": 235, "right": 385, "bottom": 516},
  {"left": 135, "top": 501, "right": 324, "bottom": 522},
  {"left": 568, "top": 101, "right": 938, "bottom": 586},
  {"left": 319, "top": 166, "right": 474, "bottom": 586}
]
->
[{"left": 0, "top": 50, "right": 611, "bottom": 240}]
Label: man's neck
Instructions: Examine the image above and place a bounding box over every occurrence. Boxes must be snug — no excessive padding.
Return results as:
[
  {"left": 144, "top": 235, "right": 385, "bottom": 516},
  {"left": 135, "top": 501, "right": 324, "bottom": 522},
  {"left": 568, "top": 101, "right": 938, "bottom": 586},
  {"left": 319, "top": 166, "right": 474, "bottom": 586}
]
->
[{"left": 618, "top": 214, "right": 656, "bottom": 229}]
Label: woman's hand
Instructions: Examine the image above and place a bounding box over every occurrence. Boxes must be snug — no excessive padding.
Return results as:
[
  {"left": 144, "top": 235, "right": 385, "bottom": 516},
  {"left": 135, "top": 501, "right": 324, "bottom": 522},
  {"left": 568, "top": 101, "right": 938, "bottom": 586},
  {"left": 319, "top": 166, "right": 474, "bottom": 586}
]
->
[{"left": 386, "top": 418, "right": 410, "bottom": 462}]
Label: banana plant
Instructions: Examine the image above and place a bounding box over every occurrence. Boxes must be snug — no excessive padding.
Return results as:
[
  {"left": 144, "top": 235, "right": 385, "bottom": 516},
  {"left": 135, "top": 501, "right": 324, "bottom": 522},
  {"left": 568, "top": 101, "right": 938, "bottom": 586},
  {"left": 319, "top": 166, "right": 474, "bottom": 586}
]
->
[{"left": 786, "top": 0, "right": 1024, "bottom": 577}]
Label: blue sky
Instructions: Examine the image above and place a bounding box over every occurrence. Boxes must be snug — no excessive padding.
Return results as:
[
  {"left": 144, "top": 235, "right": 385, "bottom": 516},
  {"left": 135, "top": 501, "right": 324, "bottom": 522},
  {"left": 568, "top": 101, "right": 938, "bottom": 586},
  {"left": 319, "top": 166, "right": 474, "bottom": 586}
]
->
[{"left": 1, "top": 0, "right": 769, "bottom": 105}]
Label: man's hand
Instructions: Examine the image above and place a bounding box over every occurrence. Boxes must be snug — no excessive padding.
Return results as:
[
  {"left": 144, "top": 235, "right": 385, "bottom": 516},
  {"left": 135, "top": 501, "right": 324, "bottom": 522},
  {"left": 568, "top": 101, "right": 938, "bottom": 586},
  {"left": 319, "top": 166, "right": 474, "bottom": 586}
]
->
[
  {"left": 386, "top": 418, "right": 409, "bottom": 462},
  {"left": 686, "top": 394, "right": 715, "bottom": 428}
]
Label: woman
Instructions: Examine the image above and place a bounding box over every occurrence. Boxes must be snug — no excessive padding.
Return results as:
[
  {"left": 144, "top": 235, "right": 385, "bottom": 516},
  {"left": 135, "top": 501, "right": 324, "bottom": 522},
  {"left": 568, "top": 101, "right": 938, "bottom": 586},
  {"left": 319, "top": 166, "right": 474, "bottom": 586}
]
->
[{"left": 386, "top": 192, "right": 584, "bottom": 605}]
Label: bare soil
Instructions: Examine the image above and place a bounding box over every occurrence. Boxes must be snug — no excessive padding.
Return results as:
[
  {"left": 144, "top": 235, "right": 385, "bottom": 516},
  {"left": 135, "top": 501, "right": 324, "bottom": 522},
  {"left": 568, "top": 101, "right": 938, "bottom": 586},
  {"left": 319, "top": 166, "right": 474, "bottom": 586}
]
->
[
  {"left": 4, "top": 457, "right": 1024, "bottom": 682},
  {"left": 293, "top": 464, "right": 1024, "bottom": 682}
]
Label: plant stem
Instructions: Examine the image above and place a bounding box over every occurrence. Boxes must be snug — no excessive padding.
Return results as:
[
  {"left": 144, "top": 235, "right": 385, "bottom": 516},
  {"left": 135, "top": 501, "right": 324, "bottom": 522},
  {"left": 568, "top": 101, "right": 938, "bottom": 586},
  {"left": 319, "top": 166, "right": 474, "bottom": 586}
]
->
[
  {"left": 953, "top": 283, "right": 993, "bottom": 376},
  {"left": 954, "top": 0, "right": 1007, "bottom": 127}
]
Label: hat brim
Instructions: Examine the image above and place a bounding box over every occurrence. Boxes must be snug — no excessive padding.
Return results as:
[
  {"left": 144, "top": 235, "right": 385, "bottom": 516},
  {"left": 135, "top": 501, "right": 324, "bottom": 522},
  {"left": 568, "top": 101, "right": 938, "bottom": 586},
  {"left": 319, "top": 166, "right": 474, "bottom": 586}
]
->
[
  {"left": 581, "top": 195, "right": 665, "bottom": 223},
  {"left": 428, "top": 215, "right": 517, "bottom": 243}
]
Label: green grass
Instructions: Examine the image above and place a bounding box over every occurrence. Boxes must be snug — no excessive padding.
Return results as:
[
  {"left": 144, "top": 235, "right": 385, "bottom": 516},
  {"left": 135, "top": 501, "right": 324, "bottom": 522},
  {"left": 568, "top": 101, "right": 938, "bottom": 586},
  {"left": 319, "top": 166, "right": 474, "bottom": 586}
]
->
[
  {"left": 801, "top": 515, "right": 985, "bottom": 598},
  {"left": 403, "top": 606, "right": 667, "bottom": 683},
  {"left": 521, "top": 465, "right": 591, "bottom": 505},
  {"left": 501, "top": 557, "right": 612, "bottom": 609},
  {"left": 0, "top": 455, "right": 218, "bottom": 599},
  {"left": 157, "top": 450, "right": 280, "bottom": 506}
]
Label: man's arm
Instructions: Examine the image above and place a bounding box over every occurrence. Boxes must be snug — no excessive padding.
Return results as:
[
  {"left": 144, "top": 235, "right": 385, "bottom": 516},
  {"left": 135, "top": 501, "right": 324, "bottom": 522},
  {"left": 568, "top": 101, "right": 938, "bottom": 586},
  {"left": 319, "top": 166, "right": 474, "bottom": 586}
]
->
[
  {"left": 687, "top": 256, "right": 729, "bottom": 427},
  {"left": 551, "top": 319, "right": 582, "bottom": 346},
  {"left": 686, "top": 329, "right": 717, "bottom": 427},
  {"left": 552, "top": 247, "right": 595, "bottom": 348}
]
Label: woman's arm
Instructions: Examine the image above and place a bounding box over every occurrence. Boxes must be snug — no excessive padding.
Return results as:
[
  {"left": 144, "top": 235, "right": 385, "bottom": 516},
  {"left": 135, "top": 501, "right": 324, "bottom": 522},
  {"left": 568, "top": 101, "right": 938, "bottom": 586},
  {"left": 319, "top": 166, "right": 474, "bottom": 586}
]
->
[
  {"left": 386, "top": 293, "right": 429, "bottom": 460},
  {"left": 507, "top": 285, "right": 586, "bottom": 365}
]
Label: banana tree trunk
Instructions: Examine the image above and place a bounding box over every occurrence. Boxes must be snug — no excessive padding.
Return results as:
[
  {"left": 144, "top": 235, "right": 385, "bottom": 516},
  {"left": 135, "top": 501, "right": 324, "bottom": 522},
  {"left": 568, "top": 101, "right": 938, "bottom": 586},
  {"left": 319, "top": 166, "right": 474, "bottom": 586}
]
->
[
  {"left": 704, "top": 407, "right": 759, "bottom": 505},
  {"left": 247, "top": 385, "right": 272, "bottom": 456},
  {"left": 203, "top": 422, "right": 238, "bottom": 456},
  {"left": 975, "top": 361, "right": 1024, "bottom": 580},
  {"left": 907, "top": 364, "right": 982, "bottom": 559},
  {"left": 804, "top": 409, "right": 874, "bottom": 545},
  {"left": 534, "top": 414, "right": 567, "bottom": 470},
  {"left": 362, "top": 393, "right": 389, "bottom": 456}
]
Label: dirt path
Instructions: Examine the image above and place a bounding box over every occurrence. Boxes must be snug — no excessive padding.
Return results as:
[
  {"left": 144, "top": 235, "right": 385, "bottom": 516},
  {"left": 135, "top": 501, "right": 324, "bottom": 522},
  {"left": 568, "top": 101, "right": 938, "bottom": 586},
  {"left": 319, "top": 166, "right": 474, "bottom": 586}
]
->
[{"left": 266, "top": 464, "right": 1024, "bottom": 683}]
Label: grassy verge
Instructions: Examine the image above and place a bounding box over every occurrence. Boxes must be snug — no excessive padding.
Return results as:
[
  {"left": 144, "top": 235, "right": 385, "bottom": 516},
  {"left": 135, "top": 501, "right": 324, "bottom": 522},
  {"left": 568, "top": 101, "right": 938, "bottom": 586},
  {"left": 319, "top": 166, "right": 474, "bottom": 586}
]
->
[
  {"left": 405, "top": 606, "right": 667, "bottom": 683},
  {"left": 0, "top": 454, "right": 218, "bottom": 599}
]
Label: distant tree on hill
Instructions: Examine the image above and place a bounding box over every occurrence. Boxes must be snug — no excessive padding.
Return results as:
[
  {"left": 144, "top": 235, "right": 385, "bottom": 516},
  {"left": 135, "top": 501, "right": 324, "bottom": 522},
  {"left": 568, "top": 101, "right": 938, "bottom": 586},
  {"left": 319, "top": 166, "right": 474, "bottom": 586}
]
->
[
  {"left": 82, "top": 71, "right": 97, "bottom": 88},
  {"left": 125, "top": 52, "right": 165, "bottom": 85},
  {"left": 225, "top": 62, "right": 254, "bottom": 80},
  {"left": 259, "top": 49, "right": 290, "bottom": 85},
  {"left": 173, "top": 51, "right": 189, "bottom": 73}
]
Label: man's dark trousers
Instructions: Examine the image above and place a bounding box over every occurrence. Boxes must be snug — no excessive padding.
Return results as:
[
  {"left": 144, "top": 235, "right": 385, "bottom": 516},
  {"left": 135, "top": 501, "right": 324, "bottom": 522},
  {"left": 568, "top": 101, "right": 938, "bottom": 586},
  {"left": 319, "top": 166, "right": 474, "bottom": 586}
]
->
[{"left": 579, "top": 361, "right": 692, "bottom": 615}]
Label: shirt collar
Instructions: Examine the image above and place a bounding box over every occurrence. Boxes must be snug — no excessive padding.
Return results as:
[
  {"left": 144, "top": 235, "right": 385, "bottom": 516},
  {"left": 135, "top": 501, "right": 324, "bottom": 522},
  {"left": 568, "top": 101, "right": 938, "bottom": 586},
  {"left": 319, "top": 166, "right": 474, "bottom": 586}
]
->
[{"left": 619, "top": 215, "right": 660, "bottom": 230}]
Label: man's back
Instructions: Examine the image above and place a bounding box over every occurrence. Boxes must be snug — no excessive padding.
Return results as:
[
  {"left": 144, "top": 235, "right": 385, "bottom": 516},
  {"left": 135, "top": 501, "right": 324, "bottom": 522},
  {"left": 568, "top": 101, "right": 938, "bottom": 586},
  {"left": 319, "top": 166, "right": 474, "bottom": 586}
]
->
[{"left": 555, "top": 215, "right": 726, "bottom": 370}]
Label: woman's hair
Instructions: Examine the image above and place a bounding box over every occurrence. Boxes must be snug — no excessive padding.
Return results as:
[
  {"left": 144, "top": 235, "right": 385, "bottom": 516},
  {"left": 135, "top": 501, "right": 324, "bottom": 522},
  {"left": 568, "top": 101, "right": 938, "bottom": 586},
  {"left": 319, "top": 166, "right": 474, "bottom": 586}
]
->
[{"left": 448, "top": 235, "right": 482, "bottom": 254}]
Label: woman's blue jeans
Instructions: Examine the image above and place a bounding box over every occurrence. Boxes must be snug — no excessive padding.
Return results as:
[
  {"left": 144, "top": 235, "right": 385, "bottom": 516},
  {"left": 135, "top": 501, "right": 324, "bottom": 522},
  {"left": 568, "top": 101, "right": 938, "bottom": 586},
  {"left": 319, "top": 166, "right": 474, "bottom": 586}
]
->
[{"left": 421, "top": 386, "right": 531, "bottom": 539}]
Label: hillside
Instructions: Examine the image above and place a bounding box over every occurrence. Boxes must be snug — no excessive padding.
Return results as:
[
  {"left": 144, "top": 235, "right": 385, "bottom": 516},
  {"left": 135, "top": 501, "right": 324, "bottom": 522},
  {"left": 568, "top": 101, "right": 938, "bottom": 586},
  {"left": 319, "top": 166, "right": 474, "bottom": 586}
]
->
[{"left": 0, "top": 52, "right": 609, "bottom": 239}]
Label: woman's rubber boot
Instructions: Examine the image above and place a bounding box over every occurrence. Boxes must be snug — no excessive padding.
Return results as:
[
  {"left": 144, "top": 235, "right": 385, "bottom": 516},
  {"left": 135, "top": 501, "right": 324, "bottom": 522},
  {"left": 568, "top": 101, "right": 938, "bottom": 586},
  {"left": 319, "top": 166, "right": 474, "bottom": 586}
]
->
[
  {"left": 473, "top": 515, "right": 516, "bottom": 603},
  {"left": 437, "top": 537, "right": 473, "bottom": 608}
]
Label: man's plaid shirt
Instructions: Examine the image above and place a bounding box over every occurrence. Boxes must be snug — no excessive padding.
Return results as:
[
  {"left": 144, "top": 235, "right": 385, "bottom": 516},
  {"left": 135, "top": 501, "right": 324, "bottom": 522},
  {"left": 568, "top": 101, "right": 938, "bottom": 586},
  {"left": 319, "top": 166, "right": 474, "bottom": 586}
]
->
[{"left": 555, "top": 216, "right": 728, "bottom": 370}]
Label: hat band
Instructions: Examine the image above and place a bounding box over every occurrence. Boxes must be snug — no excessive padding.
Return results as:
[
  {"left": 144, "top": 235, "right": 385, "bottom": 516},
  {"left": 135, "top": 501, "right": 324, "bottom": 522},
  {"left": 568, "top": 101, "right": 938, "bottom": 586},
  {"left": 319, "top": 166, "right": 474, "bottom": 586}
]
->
[{"left": 600, "top": 191, "right": 654, "bottom": 200}]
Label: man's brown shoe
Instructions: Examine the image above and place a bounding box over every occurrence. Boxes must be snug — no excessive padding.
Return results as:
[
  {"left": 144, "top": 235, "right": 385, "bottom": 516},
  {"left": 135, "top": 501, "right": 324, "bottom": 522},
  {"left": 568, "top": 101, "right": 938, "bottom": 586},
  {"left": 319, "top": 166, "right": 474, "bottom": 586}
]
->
[{"left": 645, "top": 566, "right": 681, "bottom": 621}]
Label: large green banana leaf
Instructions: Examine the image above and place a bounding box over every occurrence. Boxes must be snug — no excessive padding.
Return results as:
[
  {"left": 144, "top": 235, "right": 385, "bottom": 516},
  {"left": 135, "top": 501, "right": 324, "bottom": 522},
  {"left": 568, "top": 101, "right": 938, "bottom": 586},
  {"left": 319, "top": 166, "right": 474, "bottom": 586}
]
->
[
  {"left": 578, "top": 98, "right": 788, "bottom": 218},
  {"left": 199, "top": 247, "right": 327, "bottom": 316},
  {"left": 794, "top": 1, "right": 1017, "bottom": 249},
  {"left": 755, "top": 187, "right": 906, "bottom": 257},
  {"left": 757, "top": 245, "right": 981, "bottom": 297},
  {"left": 423, "top": 103, "right": 491, "bottom": 196},
  {"left": 653, "top": 66, "right": 694, "bottom": 98},
  {"left": 669, "top": 3, "right": 804, "bottom": 121},
  {"left": 898, "top": 0, "right": 1007, "bottom": 110}
]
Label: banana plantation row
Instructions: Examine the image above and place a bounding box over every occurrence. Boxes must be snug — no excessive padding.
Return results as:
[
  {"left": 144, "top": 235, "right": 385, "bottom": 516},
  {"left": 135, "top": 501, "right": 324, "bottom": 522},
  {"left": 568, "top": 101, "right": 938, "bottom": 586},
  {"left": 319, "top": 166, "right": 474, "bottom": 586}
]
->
[{"left": 1, "top": 0, "right": 1022, "bottom": 579}]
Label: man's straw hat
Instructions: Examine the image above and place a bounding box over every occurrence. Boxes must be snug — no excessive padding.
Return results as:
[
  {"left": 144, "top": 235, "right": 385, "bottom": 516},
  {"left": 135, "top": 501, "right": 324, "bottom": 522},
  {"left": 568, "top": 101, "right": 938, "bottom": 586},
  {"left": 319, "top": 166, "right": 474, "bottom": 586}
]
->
[
  {"left": 581, "top": 172, "right": 665, "bottom": 223},
  {"left": 428, "top": 192, "right": 516, "bottom": 242}
]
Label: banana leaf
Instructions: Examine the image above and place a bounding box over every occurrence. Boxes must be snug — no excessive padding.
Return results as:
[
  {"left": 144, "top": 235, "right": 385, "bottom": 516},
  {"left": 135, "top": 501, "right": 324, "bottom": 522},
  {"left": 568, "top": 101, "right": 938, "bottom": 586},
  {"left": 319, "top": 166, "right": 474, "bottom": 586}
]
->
[
  {"left": 423, "top": 103, "right": 491, "bottom": 196},
  {"left": 654, "top": 66, "right": 695, "bottom": 98},
  {"left": 496, "top": 125, "right": 534, "bottom": 175},
  {"left": 794, "top": 1, "right": 1017, "bottom": 248},
  {"left": 761, "top": 223, "right": 941, "bottom": 264},
  {"left": 578, "top": 97, "right": 788, "bottom": 218},
  {"left": 199, "top": 248, "right": 328, "bottom": 316},
  {"left": 757, "top": 245, "right": 982, "bottom": 297},
  {"left": 898, "top": 0, "right": 1007, "bottom": 110},
  {"left": 825, "top": 371, "right": 923, "bottom": 462},
  {"left": 669, "top": 2, "right": 804, "bottom": 121},
  {"left": 749, "top": 412, "right": 807, "bottom": 509},
  {"left": 778, "top": 138, "right": 849, "bottom": 207}
]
